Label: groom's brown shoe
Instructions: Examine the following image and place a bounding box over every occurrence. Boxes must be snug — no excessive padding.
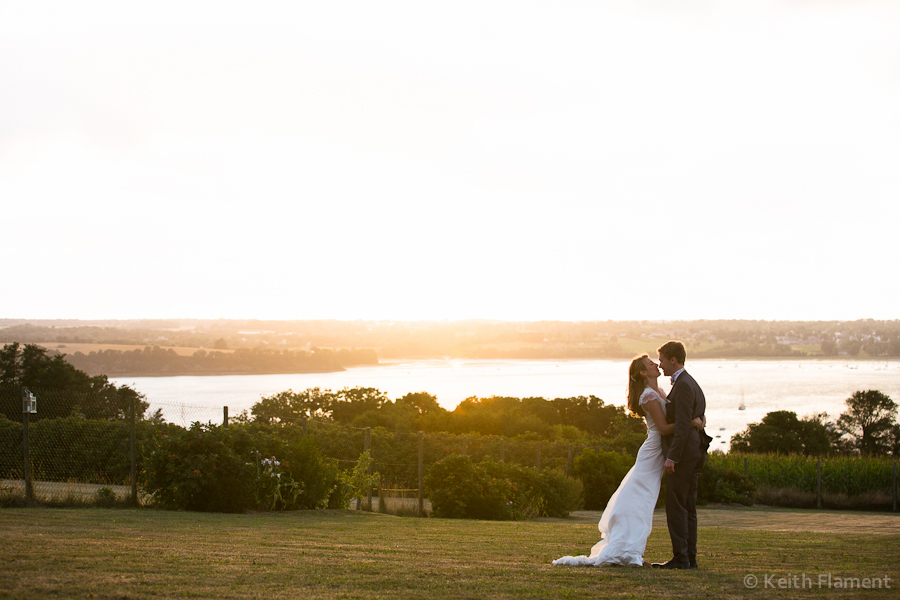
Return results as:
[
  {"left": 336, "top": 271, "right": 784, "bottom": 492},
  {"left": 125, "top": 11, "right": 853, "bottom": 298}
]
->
[{"left": 651, "top": 560, "right": 690, "bottom": 570}]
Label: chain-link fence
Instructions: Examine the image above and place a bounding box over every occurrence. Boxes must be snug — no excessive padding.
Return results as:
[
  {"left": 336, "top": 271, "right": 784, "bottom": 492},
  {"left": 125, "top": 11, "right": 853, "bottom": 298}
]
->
[
  {"left": 0, "top": 387, "right": 227, "bottom": 506},
  {"left": 0, "top": 386, "right": 604, "bottom": 510},
  {"left": 3, "top": 386, "right": 896, "bottom": 511}
]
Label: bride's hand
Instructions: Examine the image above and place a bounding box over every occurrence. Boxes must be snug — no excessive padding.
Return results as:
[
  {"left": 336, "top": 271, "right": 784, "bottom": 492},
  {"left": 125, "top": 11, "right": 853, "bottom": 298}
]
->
[{"left": 691, "top": 417, "right": 704, "bottom": 431}]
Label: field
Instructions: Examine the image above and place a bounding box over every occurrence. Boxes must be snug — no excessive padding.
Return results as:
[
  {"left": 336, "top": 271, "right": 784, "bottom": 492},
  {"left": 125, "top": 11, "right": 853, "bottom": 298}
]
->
[
  {"left": 36, "top": 342, "right": 234, "bottom": 357},
  {"left": 1, "top": 507, "right": 898, "bottom": 599}
]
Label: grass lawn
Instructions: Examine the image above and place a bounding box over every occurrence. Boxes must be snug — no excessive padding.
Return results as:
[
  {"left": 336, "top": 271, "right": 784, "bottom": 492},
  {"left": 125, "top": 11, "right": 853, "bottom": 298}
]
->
[{"left": 1, "top": 507, "right": 898, "bottom": 599}]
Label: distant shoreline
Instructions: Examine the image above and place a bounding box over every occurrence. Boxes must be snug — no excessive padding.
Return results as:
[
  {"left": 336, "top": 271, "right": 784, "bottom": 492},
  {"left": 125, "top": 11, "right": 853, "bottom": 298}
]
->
[
  {"left": 106, "top": 355, "right": 900, "bottom": 379},
  {"left": 98, "top": 367, "right": 348, "bottom": 378}
]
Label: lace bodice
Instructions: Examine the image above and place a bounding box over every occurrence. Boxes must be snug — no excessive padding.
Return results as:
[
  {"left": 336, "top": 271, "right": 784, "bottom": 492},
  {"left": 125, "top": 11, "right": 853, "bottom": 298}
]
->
[{"left": 639, "top": 387, "right": 667, "bottom": 433}]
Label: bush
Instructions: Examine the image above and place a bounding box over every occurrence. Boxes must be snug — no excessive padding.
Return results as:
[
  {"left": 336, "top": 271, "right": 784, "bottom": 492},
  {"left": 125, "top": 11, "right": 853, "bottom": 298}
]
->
[
  {"left": 535, "top": 466, "right": 584, "bottom": 518},
  {"left": 572, "top": 449, "right": 635, "bottom": 510},
  {"left": 142, "top": 422, "right": 342, "bottom": 512},
  {"left": 424, "top": 454, "right": 581, "bottom": 520},
  {"left": 225, "top": 423, "right": 340, "bottom": 510},
  {"left": 143, "top": 423, "right": 255, "bottom": 512},
  {"left": 697, "top": 459, "right": 756, "bottom": 506}
]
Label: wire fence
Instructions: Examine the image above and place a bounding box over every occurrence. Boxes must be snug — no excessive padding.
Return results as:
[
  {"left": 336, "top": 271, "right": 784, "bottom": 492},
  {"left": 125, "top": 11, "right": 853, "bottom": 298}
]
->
[
  {"left": 1, "top": 386, "right": 897, "bottom": 511},
  {"left": 0, "top": 387, "right": 622, "bottom": 509}
]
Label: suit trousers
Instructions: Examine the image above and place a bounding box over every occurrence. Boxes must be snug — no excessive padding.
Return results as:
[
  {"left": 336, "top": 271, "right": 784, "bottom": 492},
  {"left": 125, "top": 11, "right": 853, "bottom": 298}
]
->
[{"left": 664, "top": 452, "right": 706, "bottom": 564}]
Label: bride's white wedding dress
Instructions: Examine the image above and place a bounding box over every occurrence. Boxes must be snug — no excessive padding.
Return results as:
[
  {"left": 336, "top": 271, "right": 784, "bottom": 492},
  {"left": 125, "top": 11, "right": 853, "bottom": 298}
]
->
[{"left": 553, "top": 387, "right": 666, "bottom": 567}]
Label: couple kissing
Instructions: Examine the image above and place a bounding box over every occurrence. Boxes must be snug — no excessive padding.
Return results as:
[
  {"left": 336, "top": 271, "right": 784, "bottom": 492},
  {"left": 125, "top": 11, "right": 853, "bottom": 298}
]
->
[{"left": 554, "top": 340, "right": 712, "bottom": 569}]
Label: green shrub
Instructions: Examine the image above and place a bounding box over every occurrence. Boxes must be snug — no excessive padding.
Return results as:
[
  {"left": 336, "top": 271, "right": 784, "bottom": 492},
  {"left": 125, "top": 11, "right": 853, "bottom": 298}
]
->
[
  {"left": 424, "top": 454, "right": 581, "bottom": 520},
  {"left": 142, "top": 422, "right": 341, "bottom": 513},
  {"left": 225, "top": 424, "right": 340, "bottom": 510},
  {"left": 698, "top": 459, "right": 756, "bottom": 505},
  {"left": 572, "top": 449, "right": 635, "bottom": 510},
  {"left": 534, "top": 466, "right": 584, "bottom": 518},
  {"left": 143, "top": 423, "right": 255, "bottom": 512}
]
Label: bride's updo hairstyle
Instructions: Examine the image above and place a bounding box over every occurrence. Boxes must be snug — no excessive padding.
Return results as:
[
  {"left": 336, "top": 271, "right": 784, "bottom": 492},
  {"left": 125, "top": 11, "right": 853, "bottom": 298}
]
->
[{"left": 627, "top": 354, "right": 649, "bottom": 417}]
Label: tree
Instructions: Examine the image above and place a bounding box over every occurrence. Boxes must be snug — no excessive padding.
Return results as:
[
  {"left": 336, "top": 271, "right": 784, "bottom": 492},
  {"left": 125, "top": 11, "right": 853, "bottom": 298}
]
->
[
  {"left": 730, "top": 410, "right": 832, "bottom": 456},
  {"left": 395, "top": 392, "right": 444, "bottom": 415},
  {"left": 251, "top": 388, "right": 330, "bottom": 424},
  {"left": 835, "top": 390, "right": 898, "bottom": 456},
  {"left": 328, "top": 387, "right": 389, "bottom": 424},
  {"left": 0, "top": 342, "right": 149, "bottom": 421}
]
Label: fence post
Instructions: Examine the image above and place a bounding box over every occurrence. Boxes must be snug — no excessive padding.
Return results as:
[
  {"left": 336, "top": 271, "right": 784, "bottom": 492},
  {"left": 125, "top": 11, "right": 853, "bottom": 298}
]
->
[
  {"left": 23, "top": 405, "right": 33, "bottom": 506},
  {"left": 364, "top": 428, "right": 372, "bottom": 509},
  {"left": 816, "top": 460, "right": 822, "bottom": 509},
  {"left": 130, "top": 392, "right": 137, "bottom": 506},
  {"left": 223, "top": 406, "right": 228, "bottom": 428},
  {"left": 893, "top": 462, "right": 897, "bottom": 513},
  {"left": 417, "top": 432, "right": 424, "bottom": 517},
  {"left": 500, "top": 439, "right": 505, "bottom": 462},
  {"left": 566, "top": 444, "right": 574, "bottom": 477},
  {"left": 536, "top": 441, "right": 541, "bottom": 471},
  {"left": 743, "top": 456, "right": 748, "bottom": 477}
]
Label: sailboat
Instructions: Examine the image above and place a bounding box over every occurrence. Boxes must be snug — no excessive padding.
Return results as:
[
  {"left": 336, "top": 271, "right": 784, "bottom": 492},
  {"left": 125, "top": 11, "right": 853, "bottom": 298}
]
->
[{"left": 738, "top": 388, "right": 746, "bottom": 410}]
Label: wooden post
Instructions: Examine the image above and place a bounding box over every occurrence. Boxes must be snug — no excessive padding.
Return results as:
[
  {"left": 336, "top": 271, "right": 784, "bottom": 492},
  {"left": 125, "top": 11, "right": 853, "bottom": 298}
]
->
[
  {"left": 417, "top": 432, "right": 424, "bottom": 517},
  {"left": 223, "top": 406, "right": 228, "bottom": 428},
  {"left": 566, "top": 444, "right": 574, "bottom": 477},
  {"left": 893, "top": 462, "right": 897, "bottom": 513},
  {"left": 499, "top": 439, "right": 505, "bottom": 462},
  {"left": 536, "top": 441, "right": 541, "bottom": 471},
  {"left": 23, "top": 408, "right": 33, "bottom": 506},
  {"left": 364, "top": 428, "right": 372, "bottom": 509},
  {"left": 816, "top": 460, "right": 822, "bottom": 509},
  {"left": 130, "top": 392, "right": 138, "bottom": 506},
  {"left": 743, "top": 456, "right": 748, "bottom": 477}
]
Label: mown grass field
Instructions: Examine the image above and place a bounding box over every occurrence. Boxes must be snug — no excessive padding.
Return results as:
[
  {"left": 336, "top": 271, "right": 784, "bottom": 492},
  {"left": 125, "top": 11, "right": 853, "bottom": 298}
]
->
[{"left": 1, "top": 507, "right": 898, "bottom": 599}]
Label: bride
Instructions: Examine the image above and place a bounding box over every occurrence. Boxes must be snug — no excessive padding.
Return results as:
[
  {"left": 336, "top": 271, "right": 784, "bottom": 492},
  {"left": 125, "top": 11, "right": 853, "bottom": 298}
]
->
[{"left": 553, "top": 354, "right": 703, "bottom": 567}]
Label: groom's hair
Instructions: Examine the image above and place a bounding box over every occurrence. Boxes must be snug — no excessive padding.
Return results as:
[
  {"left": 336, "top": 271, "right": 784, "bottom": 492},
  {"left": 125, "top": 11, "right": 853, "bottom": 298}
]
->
[{"left": 657, "top": 340, "right": 686, "bottom": 365}]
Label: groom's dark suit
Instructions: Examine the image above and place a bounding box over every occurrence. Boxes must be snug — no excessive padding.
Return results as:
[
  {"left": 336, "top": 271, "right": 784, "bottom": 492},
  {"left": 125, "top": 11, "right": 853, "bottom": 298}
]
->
[{"left": 661, "top": 370, "right": 709, "bottom": 567}]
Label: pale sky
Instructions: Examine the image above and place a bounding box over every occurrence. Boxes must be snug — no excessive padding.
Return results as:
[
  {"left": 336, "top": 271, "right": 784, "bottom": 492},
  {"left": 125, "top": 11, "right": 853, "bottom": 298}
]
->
[{"left": 2, "top": 1, "right": 898, "bottom": 322}]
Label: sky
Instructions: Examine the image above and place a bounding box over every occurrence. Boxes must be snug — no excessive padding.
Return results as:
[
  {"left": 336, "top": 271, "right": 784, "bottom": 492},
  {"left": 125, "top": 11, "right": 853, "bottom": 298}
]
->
[{"left": 2, "top": 0, "right": 898, "bottom": 323}]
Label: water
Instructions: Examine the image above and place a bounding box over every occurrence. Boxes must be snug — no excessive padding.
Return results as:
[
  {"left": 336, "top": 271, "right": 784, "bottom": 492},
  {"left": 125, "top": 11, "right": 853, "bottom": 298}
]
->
[{"left": 111, "top": 358, "right": 900, "bottom": 450}]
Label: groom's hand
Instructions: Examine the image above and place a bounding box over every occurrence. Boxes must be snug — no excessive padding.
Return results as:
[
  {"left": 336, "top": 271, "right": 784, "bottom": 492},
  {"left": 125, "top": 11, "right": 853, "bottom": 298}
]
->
[{"left": 664, "top": 459, "right": 676, "bottom": 474}]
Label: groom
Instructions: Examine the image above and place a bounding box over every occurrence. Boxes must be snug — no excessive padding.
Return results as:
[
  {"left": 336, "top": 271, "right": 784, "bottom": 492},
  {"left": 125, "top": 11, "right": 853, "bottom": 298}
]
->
[{"left": 653, "top": 341, "right": 711, "bottom": 570}]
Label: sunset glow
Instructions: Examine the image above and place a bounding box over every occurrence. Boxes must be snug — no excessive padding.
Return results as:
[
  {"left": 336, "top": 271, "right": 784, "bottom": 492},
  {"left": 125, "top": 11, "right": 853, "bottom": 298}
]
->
[{"left": 2, "top": 1, "right": 898, "bottom": 322}]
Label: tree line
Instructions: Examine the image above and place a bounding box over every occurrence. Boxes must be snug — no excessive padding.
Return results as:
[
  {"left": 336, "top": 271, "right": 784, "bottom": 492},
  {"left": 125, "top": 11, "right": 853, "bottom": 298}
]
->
[
  {"left": 4, "top": 339, "right": 898, "bottom": 459},
  {"left": 4, "top": 318, "right": 900, "bottom": 359},
  {"left": 63, "top": 346, "right": 377, "bottom": 376},
  {"left": 244, "top": 387, "right": 647, "bottom": 448},
  {"left": 0, "top": 342, "right": 149, "bottom": 421},
  {"left": 731, "top": 390, "right": 900, "bottom": 457}
]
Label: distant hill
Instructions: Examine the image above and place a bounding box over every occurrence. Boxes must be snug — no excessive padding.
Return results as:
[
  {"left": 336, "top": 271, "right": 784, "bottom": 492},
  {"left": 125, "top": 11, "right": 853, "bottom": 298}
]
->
[{"left": 1, "top": 318, "right": 898, "bottom": 361}]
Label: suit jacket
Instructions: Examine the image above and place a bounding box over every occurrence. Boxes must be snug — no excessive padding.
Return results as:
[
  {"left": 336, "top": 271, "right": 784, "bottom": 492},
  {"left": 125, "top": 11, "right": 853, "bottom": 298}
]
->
[{"left": 662, "top": 370, "right": 709, "bottom": 463}]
